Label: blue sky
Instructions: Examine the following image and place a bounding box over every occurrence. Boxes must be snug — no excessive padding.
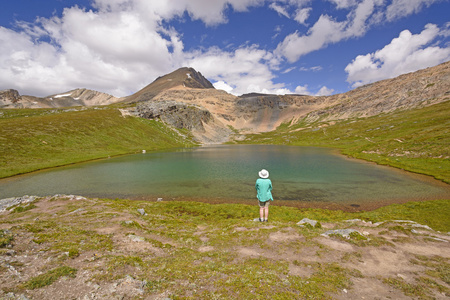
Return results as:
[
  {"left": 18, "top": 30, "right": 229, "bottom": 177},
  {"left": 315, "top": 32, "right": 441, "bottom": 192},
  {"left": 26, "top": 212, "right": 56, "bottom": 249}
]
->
[{"left": 1, "top": 0, "right": 449, "bottom": 97}]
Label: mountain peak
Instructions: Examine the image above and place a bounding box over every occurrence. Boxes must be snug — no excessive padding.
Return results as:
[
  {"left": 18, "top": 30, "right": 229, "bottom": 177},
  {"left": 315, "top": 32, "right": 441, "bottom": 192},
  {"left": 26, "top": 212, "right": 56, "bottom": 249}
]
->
[{"left": 125, "top": 67, "right": 214, "bottom": 103}]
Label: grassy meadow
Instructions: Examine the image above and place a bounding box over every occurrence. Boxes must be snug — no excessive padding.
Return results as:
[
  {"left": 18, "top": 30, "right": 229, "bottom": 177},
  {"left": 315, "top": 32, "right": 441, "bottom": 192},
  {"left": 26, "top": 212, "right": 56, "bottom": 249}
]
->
[
  {"left": 0, "top": 107, "right": 197, "bottom": 178},
  {"left": 1, "top": 196, "right": 449, "bottom": 299},
  {"left": 239, "top": 101, "right": 450, "bottom": 183}
]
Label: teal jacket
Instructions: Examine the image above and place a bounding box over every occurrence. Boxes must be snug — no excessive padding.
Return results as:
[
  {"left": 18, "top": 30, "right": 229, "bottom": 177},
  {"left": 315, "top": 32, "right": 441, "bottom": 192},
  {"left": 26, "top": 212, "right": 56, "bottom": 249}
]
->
[{"left": 255, "top": 178, "right": 273, "bottom": 202}]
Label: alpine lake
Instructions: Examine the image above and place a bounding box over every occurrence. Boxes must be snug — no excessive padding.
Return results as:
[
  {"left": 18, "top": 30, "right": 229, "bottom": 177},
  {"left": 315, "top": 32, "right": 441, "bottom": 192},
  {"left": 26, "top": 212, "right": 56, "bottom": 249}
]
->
[{"left": 1, "top": 145, "right": 449, "bottom": 210}]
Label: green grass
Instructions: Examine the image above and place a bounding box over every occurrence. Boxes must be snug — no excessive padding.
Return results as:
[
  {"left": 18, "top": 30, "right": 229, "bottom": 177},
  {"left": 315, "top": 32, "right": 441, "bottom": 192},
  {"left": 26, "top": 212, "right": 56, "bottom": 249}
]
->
[
  {"left": 25, "top": 220, "right": 114, "bottom": 253},
  {"left": 9, "top": 204, "right": 37, "bottom": 213},
  {"left": 239, "top": 101, "right": 450, "bottom": 183},
  {"left": 0, "top": 106, "right": 197, "bottom": 178},
  {"left": 356, "top": 199, "right": 450, "bottom": 232},
  {"left": 0, "top": 230, "right": 13, "bottom": 248},
  {"left": 22, "top": 266, "right": 77, "bottom": 290}
]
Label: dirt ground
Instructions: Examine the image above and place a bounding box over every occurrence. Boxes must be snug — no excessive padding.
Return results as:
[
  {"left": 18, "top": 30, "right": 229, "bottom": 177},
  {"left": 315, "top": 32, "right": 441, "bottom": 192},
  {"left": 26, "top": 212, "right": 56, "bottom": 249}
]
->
[{"left": 0, "top": 196, "right": 449, "bottom": 299}]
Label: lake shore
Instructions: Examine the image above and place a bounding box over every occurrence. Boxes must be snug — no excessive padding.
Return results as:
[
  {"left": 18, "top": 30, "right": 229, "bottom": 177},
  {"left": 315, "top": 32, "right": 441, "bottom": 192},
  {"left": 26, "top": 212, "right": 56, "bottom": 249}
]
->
[{"left": 129, "top": 194, "right": 450, "bottom": 213}]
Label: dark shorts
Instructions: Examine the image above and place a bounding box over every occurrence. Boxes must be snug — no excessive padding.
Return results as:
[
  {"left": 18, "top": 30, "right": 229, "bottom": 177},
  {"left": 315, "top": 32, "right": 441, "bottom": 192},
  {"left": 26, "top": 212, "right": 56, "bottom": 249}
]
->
[{"left": 259, "top": 200, "right": 270, "bottom": 208}]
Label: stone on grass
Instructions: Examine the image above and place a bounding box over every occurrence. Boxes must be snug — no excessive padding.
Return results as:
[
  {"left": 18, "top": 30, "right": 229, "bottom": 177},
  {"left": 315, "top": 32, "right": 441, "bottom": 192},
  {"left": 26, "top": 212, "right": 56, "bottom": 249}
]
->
[
  {"left": 297, "top": 218, "right": 320, "bottom": 228},
  {"left": 0, "top": 195, "right": 37, "bottom": 212},
  {"left": 128, "top": 235, "right": 145, "bottom": 242}
]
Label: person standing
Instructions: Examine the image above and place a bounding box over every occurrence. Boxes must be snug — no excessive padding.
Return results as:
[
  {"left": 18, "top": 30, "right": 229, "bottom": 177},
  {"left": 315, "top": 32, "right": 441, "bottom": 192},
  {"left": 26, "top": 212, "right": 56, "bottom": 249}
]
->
[{"left": 255, "top": 169, "right": 273, "bottom": 222}]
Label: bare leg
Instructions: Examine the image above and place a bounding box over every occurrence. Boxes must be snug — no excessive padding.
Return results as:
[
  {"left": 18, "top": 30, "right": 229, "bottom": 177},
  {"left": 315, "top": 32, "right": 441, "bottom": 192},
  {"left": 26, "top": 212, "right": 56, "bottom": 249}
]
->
[
  {"left": 264, "top": 206, "right": 269, "bottom": 221},
  {"left": 259, "top": 207, "right": 265, "bottom": 221}
]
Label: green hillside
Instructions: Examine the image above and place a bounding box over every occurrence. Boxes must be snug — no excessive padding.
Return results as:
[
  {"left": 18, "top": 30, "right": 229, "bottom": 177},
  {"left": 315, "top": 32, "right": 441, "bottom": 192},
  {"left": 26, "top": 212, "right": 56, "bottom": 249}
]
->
[
  {"left": 0, "top": 107, "right": 197, "bottom": 178},
  {"left": 239, "top": 101, "right": 450, "bottom": 183}
]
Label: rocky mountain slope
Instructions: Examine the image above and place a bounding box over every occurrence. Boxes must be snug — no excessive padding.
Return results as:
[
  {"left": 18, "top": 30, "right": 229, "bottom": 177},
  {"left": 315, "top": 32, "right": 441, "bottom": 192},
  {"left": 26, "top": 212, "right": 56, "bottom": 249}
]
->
[
  {"left": 304, "top": 61, "right": 450, "bottom": 122},
  {"left": 124, "top": 67, "right": 214, "bottom": 104},
  {"left": 0, "top": 88, "right": 121, "bottom": 108},
  {"left": 129, "top": 61, "right": 449, "bottom": 143}
]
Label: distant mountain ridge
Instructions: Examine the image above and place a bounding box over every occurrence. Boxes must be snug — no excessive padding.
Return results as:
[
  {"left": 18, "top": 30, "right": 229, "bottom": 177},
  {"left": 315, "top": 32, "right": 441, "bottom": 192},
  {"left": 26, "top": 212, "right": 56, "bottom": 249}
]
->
[
  {"left": 1, "top": 61, "right": 449, "bottom": 143},
  {"left": 0, "top": 88, "right": 121, "bottom": 108}
]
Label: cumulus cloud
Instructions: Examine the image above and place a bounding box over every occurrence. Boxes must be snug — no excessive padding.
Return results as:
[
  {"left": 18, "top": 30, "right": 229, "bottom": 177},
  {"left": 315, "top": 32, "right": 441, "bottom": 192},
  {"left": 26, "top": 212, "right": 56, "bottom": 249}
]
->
[
  {"left": 293, "top": 84, "right": 333, "bottom": 96},
  {"left": 294, "top": 85, "right": 310, "bottom": 95},
  {"left": 0, "top": 0, "right": 268, "bottom": 97},
  {"left": 345, "top": 23, "right": 450, "bottom": 88},
  {"left": 0, "top": 0, "right": 447, "bottom": 98},
  {"left": 213, "top": 80, "right": 235, "bottom": 93},
  {"left": 184, "top": 45, "right": 288, "bottom": 95},
  {"left": 0, "top": 4, "right": 181, "bottom": 96},
  {"left": 316, "top": 86, "right": 334, "bottom": 96}
]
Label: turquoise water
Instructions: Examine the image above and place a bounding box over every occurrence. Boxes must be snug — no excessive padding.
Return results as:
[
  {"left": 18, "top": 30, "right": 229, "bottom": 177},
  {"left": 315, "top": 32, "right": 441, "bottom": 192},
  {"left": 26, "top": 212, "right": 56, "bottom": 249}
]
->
[{"left": 1, "top": 145, "right": 449, "bottom": 205}]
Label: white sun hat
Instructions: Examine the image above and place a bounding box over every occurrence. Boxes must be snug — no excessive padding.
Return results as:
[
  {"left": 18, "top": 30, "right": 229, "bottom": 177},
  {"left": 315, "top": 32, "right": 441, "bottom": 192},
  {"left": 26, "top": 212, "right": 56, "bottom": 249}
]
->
[{"left": 258, "top": 169, "right": 269, "bottom": 178}]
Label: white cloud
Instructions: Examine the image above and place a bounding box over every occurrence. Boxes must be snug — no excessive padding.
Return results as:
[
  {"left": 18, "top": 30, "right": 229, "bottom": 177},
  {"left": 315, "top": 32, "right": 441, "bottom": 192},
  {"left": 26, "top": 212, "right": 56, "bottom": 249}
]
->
[
  {"left": 345, "top": 24, "right": 450, "bottom": 88},
  {"left": 299, "top": 66, "right": 323, "bottom": 71},
  {"left": 213, "top": 80, "right": 235, "bottom": 93},
  {"left": 0, "top": 0, "right": 267, "bottom": 97},
  {"left": 315, "top": 86, "right": 334, "bottom": 96},
  {"left": 184, "top": 45, "right": 288, "bottom": 95},
  {"left": 269, "top": 3, "right": 291, "bottom": 18},
  {"left": 0, "top": 0, "right": 447, "bottom": 99},
  {"left": 282, "top": 67, "right": 297, "bottom": 73},
  {"left": 294, "top": 85, "right": 311, "bottom": 95},
  {"left": 386, "top": 0, "right": 440, "bottom": 21},
  {"left": 276, "top": 0, "right": 383, "bottom": 62},
  {"left": 93, "top": 0, "right": 265, "bottom": 26},
  {"left": 294, "top": 7, "right": 312, "bottom": 25},
  {"left": 328, "top": 0, "right": 358, "bottom": 9}
]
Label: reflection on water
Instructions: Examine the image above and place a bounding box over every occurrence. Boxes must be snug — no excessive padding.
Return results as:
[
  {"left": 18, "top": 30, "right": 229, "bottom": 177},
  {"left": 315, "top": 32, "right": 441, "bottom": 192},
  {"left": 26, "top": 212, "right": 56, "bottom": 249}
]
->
[{"left": 1, "top": 145, "right": 449, "bottom": 206}]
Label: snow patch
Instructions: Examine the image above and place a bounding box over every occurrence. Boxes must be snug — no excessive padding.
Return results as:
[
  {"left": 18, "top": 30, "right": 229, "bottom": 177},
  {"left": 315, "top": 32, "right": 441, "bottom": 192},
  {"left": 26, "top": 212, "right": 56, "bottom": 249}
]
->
[
  {"left": 186, "top": 73, "right": 191, "bottom": 78},
  {"left": 54, "top": 93, "right": 72, "bottom": 98}
]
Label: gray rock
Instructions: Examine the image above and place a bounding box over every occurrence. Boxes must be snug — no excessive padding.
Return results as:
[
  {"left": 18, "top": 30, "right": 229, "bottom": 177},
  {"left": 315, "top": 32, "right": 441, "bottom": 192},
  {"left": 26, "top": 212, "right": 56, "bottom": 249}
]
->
[
  {"left": 411, "top": 223, "right": 433, "bottom": 231},
  {"left": 128, "top": 235, "right": 145, "bottom": 242},
  {"left": 0, "top": 195, "right": 37, "bottom": 212},
  {"left": 137, "top": 208, "right": 146, "bottom": 216},
  {"left": 429, "top": 237, "right": 449, "bottom": 243},
  {"left": 135, "top": 100, "right": 213, "bottom": 132},
  {"left": 297, "top": 218, "right": 318, "bottom": 228},
  {"left": 344, "top": 219, "right": 362, "bottom": 223}
]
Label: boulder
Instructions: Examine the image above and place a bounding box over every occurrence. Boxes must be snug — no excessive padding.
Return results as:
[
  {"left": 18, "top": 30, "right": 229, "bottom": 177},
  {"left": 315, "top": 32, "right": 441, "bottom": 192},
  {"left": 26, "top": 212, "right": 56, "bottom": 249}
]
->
[{"left": 297, "top": 218, "right": 320, "bottom": 228}]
